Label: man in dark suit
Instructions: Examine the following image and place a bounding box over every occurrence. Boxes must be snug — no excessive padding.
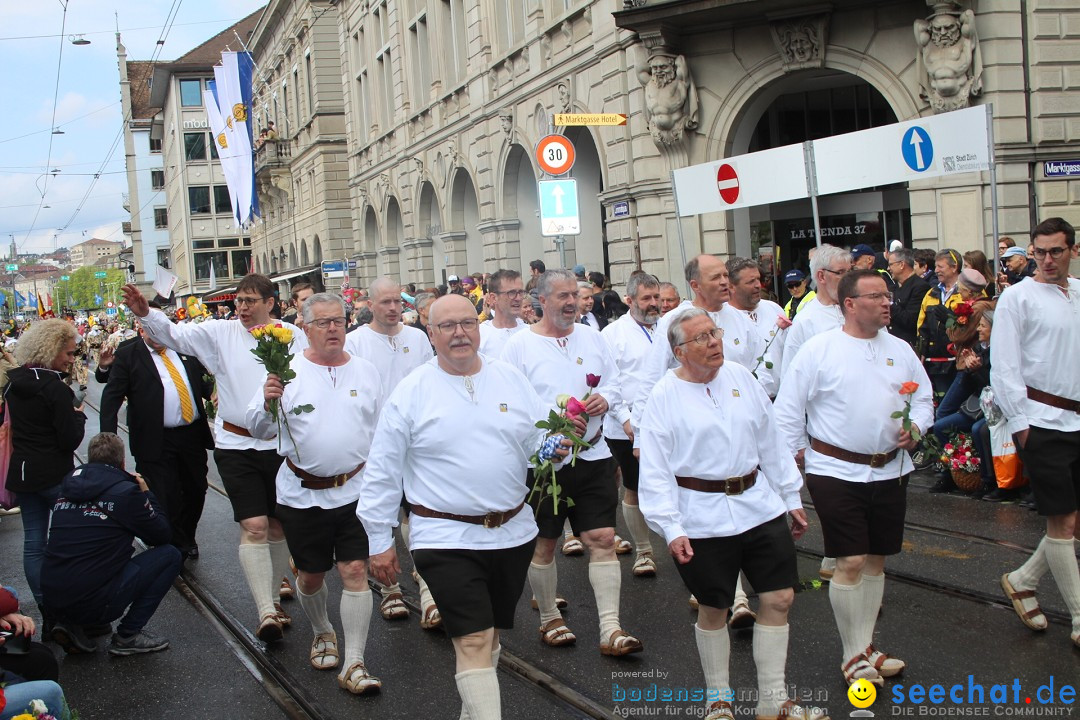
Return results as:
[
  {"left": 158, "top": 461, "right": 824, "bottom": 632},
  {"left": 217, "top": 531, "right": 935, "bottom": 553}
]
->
[
  {"left": 577, "top": 281, "right": 607, "bottom": 330},
  {"left": 98, "top": 323, "right": 214, "bottom": 560}
]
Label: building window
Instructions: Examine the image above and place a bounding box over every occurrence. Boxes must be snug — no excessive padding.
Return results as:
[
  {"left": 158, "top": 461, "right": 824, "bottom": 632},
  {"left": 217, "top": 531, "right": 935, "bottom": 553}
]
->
[
  {"left": 179, "top": 79, "right": 203, "bottom": 107},
  {"left": 156, "top": 248, "right": 170, "bottom": 269},
  {"left": 440, "top": 0, "right": 467, "bottom": 85},
  {"left": 188, "top": 186, "right": 211, "bottom": 214},
  {"left": 231, "top": 249, "right": 252, "bottom": 276},
  {"left": 209, "top": 132, "right": 219, "bottom": 160},
  {"left": 293, "top": 68, "right": 300, "bottom": 121},
  {"left": 304, "top": 53, "right": 315, "bottom": 117},
  {"left": 352, "top": 28, "right": 370, "bottom": 140},
  {"left": 184, "top": 132, "right": 207, "bottom": 162},
  {"left": 153, "top": 207, "right": 168, "bottom": 228},
  {"left": 150, "top": 170, "right": 164, "bottom": 190},
  {"left": 374, "top": 3, "right": 394, "bottom": 128},
  {"left": 497, "top": 1, "right": 526, "bottom": 50},
  {"left": 213, "top": 186, "right": 232, "bottom": 214},
  {"left": 281, "top": 82, "right": 290, "bottom": 136},
  {"left": 149, "top": 136, "right": 162, "bottom": 153},
  {"left": 194, "top": 251, "right": 229, "bottom": 281},
  {"left": 409, "top": 15, "right": 431, "bottom": 109}
]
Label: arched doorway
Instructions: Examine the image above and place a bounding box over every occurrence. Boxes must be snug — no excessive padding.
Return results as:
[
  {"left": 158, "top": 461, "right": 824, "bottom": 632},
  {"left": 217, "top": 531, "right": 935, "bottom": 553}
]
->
[
  {"left": 449, "top": 170, "right": 481, "bottom": 276},
  {"left": 301, "top": 240, "right": 310, "bottom": 267},
  {"left": 564, "top": 126, "right": 605, "bottom": 276},
  {"left": 313, "top": 236, "right": 322, "bottom": 263},
  {"left": 383, "top": 197, "right": 404, "bottom": 280},
  {"left": 416, "top": 182, "right": 443, "bottom": 285},
  {"left": 503, "top": 144, "right": 540, "bottom": 276}
]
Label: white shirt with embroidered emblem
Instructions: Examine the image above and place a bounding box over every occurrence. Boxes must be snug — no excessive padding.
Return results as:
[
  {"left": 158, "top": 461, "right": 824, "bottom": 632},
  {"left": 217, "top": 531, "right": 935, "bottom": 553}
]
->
[
  {"left": 991, "top": 277, "right": 1080, "bottom": 435},
  {"left": 600, "top": 312, "right": 656, "bottom": 440},
  {"left": 358, "top": 356, "right": 544, "bottom": 554},
  {"left": 478, "top": 317, "right": 527, "bottom": 359},
  {"left": 638, "top": 363, "right": 803, "bottom": 544},
  {"left": 731, "top": 299, "right": 788, "bottom": 398},
  {"left": 146, "top": 343, "right": 201, "bottom": 428},
  {"left": 139, "top": 311, "right": 308, "bottom": 451},
  {"left": 781, "top": 296, "right": 844, "bottom": 379},
  {"left": 632, "top": 300, "right": 757, "bottom": 437},
  {"left": 774, "top": 328, "right": 934, "bottom": 483},
  {"left": 344, "top": 324, "right": 434, "bottom": 400},
  {"left": 500, "top": 325, "right": 621, "bottom": 461},
  {"left": 246, "top": 354, "right": 381, "bottom": 510}
]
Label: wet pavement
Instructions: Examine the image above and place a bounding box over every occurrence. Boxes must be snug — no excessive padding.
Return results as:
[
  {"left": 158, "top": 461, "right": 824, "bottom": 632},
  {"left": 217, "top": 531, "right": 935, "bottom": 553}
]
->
[{"left": 0, "top": 375, "right": 1075, "bottom": 718}]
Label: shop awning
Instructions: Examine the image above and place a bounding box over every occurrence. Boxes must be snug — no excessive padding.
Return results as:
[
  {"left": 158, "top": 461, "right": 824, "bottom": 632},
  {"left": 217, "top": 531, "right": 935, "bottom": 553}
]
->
[
  {"left": 201, "top": 286, "right": 238, "bottom": 303},
  {"left": 270, "top": 265, "right": 319, "bottom": 283}
]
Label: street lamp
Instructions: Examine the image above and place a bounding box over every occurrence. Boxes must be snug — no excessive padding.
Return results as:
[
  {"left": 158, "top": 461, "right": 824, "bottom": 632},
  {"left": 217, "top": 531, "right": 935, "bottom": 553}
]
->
[{"left": 68, "top": 34, "right": 90, "bottom": 46}]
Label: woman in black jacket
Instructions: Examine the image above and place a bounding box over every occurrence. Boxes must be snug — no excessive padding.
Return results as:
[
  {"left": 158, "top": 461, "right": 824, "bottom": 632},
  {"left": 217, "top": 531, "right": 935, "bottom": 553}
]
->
[{"left": 4, "top": 319, "right": 86, "bottom": 611}]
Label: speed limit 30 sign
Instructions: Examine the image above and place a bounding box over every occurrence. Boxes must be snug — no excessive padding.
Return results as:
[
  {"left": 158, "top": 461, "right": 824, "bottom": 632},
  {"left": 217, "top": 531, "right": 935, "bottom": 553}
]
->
[{"left": 536, "top": 134, "right": 576, "bottom": 176}]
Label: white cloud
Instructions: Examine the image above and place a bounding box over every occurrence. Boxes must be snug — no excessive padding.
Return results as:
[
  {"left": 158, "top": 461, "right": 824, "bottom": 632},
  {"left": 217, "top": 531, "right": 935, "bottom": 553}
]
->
[{"left": 36, "top": 91, "right": 87, "bottom": 126}]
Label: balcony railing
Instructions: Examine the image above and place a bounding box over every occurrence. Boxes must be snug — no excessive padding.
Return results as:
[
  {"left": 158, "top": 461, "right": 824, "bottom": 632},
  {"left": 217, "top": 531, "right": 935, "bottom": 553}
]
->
[{"left": 254, "top": 140, "right": 291, "bottom": 174}]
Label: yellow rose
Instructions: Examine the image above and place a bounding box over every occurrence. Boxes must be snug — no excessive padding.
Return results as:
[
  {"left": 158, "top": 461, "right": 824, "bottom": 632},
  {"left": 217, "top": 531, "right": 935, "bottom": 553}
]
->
[
  {"left": 252, "top": 328, "right": 264, "bottom": 339},
  {"left": 276, "top": 327, "right": 293, "bottom": 344}
]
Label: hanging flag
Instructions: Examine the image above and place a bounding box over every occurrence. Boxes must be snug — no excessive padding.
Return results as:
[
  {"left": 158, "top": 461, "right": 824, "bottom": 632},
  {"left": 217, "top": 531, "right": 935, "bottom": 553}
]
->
[
  {"left": 37, "top": 293, "right": 46, "bottom": 317},
  {"left": 94, "top": 293, "right": 104, "bottom": 306},
  {"left": 15, "top": 291, "right": 26, "bottom": 308},
  {"left": 217, "top": 52, "right": 259, "bottom": 226},
  {"left": 209, "top": 258, "right": 218, "bottom": 290},
  {"left": 206, "top": 80, "right": 243, "bottom": 224},
  {"left": 27, "top": 292, "right": 36, "bottom": 308}
]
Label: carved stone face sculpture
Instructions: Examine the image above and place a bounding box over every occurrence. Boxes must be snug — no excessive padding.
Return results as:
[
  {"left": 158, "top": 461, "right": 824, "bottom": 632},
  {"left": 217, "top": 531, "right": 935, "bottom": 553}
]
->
[
  {"left": 649, "top": 56, "right": 676, "bottom": 87},
  {"left": 500, "top": 113, "right": 513, "bottom": 135},
  {"left": 789, "top": 28, "right": 815, "bottom": 62},
  {"left": 557, "top": 83, "right": 571, "bottom": 111},
  {"left": 930, "top": 14, "right": 961, "bottom": 47}
]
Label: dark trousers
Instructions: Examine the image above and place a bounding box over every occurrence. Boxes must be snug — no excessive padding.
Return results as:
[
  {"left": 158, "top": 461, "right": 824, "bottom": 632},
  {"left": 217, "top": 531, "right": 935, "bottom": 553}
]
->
[
  {"left": 0, "top": 641, "right": 59, "bottom": 682},
  {"left": 135, "top": 424, "right": 209, "bottom": 551}
]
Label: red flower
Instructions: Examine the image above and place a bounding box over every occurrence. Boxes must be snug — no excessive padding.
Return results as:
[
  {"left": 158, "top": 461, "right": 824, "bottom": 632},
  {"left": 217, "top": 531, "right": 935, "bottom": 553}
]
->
[
  {"left": 954, "top": 302, "right": 974, "bottom": 317},
  {"left": 899, "top": 381, "right": 920, "bottom": 396},
  {"left": 585, "top": 373, "right": 601, "bottom": 388},
  {"left": 565, "top": 396, "right": 587, "bottom": 418}
]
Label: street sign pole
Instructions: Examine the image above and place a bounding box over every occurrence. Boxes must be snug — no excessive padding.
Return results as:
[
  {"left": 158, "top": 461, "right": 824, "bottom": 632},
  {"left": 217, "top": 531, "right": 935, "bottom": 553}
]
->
[
  {"left": 669, "top": 171, "right": 691, "bottom": 297},
  {"left": 803, "top": 141, "right": 824, "bottom": 249},
  {"left": 986, "top": 103, "right": 1000, "bottom": 272}
]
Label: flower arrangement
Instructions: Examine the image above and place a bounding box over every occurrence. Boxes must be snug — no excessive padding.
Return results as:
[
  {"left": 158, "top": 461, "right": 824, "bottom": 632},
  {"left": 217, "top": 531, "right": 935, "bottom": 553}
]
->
[
  {"left": 945, "top": 301, "right": 974, "bottom": 331},
  {"left": 527, "top": 374, "right": 599, "bottom": 514},
  {"left": 751, "top": 314, "right": 792, "bottom": 378},
  {"left": 249, "top": 323, "right": 313, "bottom": 459},
  {"left": 941, "top": 431, "right": 980, "bottom": 473},
  {"left": 7, "top": 697, "right": 62, "bottom": 720}
]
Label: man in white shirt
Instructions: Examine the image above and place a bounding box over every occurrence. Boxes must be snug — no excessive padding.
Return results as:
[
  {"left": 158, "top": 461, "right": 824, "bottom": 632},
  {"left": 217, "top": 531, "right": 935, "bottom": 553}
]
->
[
  {"left": 601, "top": 272, "right": 662, "bottom": 578},
  {"left": 993, "top": 217, "right": 1080, "bottom": 650},
  {"left": 775, "top": 269, "right": 933, "bottom": 687},
  {"left": 344, "top": 276, "right": 437, "bottom": 625},
  {"left": 725, "top": 257, "right": 788, "bottom": 400},
  {"left": 781, "top": 244, "right": 852, "bottom": 375},
  {"left": 658, "top": 282, "right": 681, "bottom": 316},
  {"left": 478, "top": 269, "right": 527, "bottom": 358},
  {"left": 501, "top": 270, "right": 642, "bottom": 657},
  {"left": 361, "top": 294, "right": 569, "bottom": 720},
  {"left": 638, "top": 308, "right": 816, "bottom": 720},
  {"left": 122, "top": 275, "right": 307, "bottom": 643},
  {"left": 248, "top": 293, "right": 383, "bottom": 695}
]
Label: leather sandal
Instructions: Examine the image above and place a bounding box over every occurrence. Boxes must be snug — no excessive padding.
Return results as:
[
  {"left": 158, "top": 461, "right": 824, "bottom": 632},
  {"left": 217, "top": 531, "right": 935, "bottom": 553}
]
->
[
  {"left": 256, "top": 613, "right": 283, "bottom": 644},
  {"left": 1001, "top": 573, "right": 1047, "bottom": 631},
  {"left": 614, "top": 535, "right": 633, "bottom": 555},
  {"left": 842, "top": 654, "right": 883, "bottom": 687},
  {"left": 274, "top": 602, "right": 292, "bottom": 628},
  {"left": 1071, "top": 630, "right": 1079, "bottom": 649},
  {"left": 530, "top": 596, "right": 568, "bottom": 610},
  {"left": 600, "top": 628, "right": 643, "bottom": 656},
  {"left": 756, "top": 699, "right": 830, "bottom": 720},
  {"left": 689, "top": 594, "right": 699, "bottom": 610},
  {"left": 632, "top": 553, "right": 657, "bottom": 577},
  {"left": 310, "top": 632, "right": 339, "bottom": 670},
  {"left": 279, "top": 577, "right": 295, "bottom": 601},
  {"left": 539, "top": 618, "right": 576, "bottom": 647},
  {"left": 864, "top": 644, "right": 905, "bottom": 677},
  {"left": 420, "top": 603, "right": 442, "bottom": 630},
  {"left": 728, "top": 601, "right": 757, "bottom": 630},
  {"left": 705, "top": 700, "right": 736, "bottom": 720},
  {"left": 338, "top": 661, "right": 382, "bottom": 695},
  {"left": 380, "top": 592, "right": 409, "bottom": 621},
  {"left": 562, "top": 536, "right": 584, "bottom": 556}
]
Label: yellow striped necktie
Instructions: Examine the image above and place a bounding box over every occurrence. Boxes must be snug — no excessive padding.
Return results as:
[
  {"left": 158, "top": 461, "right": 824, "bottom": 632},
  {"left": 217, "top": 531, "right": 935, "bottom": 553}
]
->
[{"left": 157, "top": 349, "right": 195, "bottom": 424}]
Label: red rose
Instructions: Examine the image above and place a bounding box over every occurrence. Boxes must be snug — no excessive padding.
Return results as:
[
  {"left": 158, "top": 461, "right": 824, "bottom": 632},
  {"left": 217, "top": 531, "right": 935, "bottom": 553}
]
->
[
  {"left": 585, "top": 373, "right": 601, "bottom": 388},
  {"left": 899, "top": 381, "right": 919, "bottom": 396}
]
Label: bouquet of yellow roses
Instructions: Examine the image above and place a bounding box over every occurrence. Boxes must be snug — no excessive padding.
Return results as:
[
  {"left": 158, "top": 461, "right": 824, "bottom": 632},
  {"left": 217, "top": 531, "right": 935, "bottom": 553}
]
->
[{"left": 250, "top": 323, "right": 313, "bottom": 459}]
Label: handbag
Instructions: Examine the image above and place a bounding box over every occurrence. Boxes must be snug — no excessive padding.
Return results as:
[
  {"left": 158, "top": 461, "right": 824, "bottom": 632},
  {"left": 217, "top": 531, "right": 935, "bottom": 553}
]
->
[
  {"left": 0, "top": 402, "right": 16, "bottom": 509},
  {"left": 959, "top": 392, "right": 983, "bottom": 420}
]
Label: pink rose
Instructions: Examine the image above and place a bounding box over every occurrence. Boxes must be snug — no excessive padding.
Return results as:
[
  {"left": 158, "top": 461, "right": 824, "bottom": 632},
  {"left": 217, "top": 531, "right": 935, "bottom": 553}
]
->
[
  {"left": 775, "top": 314, "right": 793, "bottom": 330},
  {"left": 565, "top": 396, "right": 587, "bottom": 419}
]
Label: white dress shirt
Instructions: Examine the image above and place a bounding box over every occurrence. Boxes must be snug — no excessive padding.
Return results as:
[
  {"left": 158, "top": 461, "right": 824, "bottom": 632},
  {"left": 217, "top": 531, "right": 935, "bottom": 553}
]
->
[
  {"left": 478, "top": 318, "right": 527, "bottom": 359},
  {"left": 774, "top": 328, "right": 934, "bottom": 483},
  {"left": 600, "top": 312, "right": 656, "bottom": 440},
  {"left": 146, "top": 343, "right": 200, "bottom": 428},
  {"left": 140, "top": 310, "right": 308, "bottom": 451},
  {"left": 638, "top": 363, "right": 803, "bottom": 544},
  {"left": 729, "top": 299, "right": 788, "bottom": 398},
  {"left": 358, "top": 357, "right": 543, "bottom": 554},
  {"left": 781, "top": 296, "right": 844, "bottom": 378},
  {"left": 990, "top": 277, "right": 1080, "bottom": 434},
  {"left": 344, "top": 324, "right": 434, "bottom": 400}
]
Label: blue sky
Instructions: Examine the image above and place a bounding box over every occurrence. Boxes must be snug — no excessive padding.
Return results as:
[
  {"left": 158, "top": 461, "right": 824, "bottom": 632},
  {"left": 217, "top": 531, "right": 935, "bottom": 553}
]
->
[{"left": 0, "top": 0, "right": 266, "bottom": 257}]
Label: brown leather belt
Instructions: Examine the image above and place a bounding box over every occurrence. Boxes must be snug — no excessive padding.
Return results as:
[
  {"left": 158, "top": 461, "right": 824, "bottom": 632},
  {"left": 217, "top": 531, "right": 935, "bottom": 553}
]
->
[
  {"left": 810, "top": 437, "right": 898, "bottom": 468},
  {"left": 222, "top": 420, "right": 252, "bottom": 437},
  {"left": 1027, "top": 386, "right": 1080, "bottom": 414},
  {"left": 409, "top": 501, "right": 525, "bottom": 529},
  {"left": 286, "top": 458, "right": 365, "bottom": 490},
  {"left": 675, "top": 468, "right": 758, "bottom": 495}
]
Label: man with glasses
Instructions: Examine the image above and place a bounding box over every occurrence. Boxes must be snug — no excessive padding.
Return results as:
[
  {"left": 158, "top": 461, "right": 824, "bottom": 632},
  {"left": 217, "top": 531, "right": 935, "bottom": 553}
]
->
[
  {"left": 775, "top": 269, "right": 932, "bottom": 687},
  {"left": 782, "top": 244, "right": 853, "bottom": 378},
  {"left": 501, "top": 269, "right": 642, "bottom": 657},
  {"left": 782, "top": 270, "right": 814, "bottom": 321},
  {"left": 887, "top": 248, "right": 931, "bottom": 348},
  {"left": 638, "top": 308, "right": 815, "bottom": 720},
  {"left": 344, "top": 276, "right": 437, "bottom": 626},
  {"left": 122, "top": 274, "right": 307, "bottom": 643},
  {"left": 248, "top": 293, "right": 383, "bottom": 695},
  {"left": 479, "top": 269, "right": 527, "bottom": 358},
  {"left": 993, "top": 217, "right": 1080, "bottom": 651}
]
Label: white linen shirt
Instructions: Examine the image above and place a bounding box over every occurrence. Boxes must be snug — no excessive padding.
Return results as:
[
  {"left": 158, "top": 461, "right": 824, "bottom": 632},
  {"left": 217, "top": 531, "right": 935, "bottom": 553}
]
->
[
  {"left": 139, "top": 310, "right": 308, "bottom": 451},
  {"left": 600, "top": 312, "right": 657, "bottom": 440},
  {"left": 990, "top": 277, "right": 1080, "bottom": 435},
  {"left": 774, "top": 328, "right": 934, "bottom": 483},
  {"left": 344, "top": 324, "right": 433, "bottom": 400},
  {"left": 478, "top": 318, "right": 527, "bottom": 359},
  {"left": 500, "top": 324, "right": 621, "bottom": 461},
  {"left": 781, "top": 296, "right": 844, "bottom": 379},
  {"left": 730, "top": 299, "right": 788, "bottom": 398},
  {"left": 246, "top": 354, "right": 382, "bottom": 510},
  {"left": 358, "top": 356, "right": 543, "bottom": 554},
  {"left": 638, "top": 363, "right": 803, "bottom": 544}
]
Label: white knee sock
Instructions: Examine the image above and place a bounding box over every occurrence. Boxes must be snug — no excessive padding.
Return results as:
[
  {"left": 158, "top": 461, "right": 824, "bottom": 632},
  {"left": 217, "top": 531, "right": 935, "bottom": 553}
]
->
[
  {"left": 400, "top": 515, "right": 411, "bottom": 549},
  {"left": 859, "top": 573, "right": 885, "bottom": 651},
  {"left": 382, "top": 583, "right": 402, "bottom": 598},
  {"left": 297, "top": 582, "right": 333, "bottom": 636},
  {"left": 238, "top": 543, "right": 276, "bottom": 620},
  {"left": 339, "top": 589, "right": 373, "bottom": 675},
  {"left": 268, "top": 539, "right": 291, "bottom": 596},
  {"left": 694, "top": 624, "right": 731, "bottom": 709},
  {"left": 528, "top": 561, "right": 561, "bottom": 625},
  {"left": 752, "top": 624, "right": 789, "bottom": 716},
  {"left": 589, "top": 560, "right": 622, "bottom": 640},
  {"left": 829, "top": 578, "right": 865, "bottom": 663},
  {"left": 734, "top": 572, "right": 750, "bottom": 607},
  {"left": 1044, "top": 537, "right": 1080, "bottom": 633},
  {"left": 491, "top": 643, "right": 501, "bottom": 667},
  {"left": 1010, "top": 536, "right": 1051, "bottom": 590},
  {"left": 456, "top": 668, "right": 501, "bottom": 720},
  {"left": 621, "top": 501, "right": 653, "bottom": 556}
]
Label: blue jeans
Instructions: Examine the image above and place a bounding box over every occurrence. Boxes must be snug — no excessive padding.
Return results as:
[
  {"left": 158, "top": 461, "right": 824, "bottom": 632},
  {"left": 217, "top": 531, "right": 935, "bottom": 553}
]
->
[
  {"left": 0, "top": 680, "right": 68, "bottom": 720},
  {"left": 937, "top": 371, "right": 974, "bottom": 420},
  {"left": 14, "top": 486, "right": 60, "bottom": 608}
]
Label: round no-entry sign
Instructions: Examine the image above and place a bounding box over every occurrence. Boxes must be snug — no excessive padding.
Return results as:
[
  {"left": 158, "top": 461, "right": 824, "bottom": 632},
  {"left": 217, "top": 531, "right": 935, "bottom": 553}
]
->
[
  {"left": 536, "top": 135, "right": 576, "bottom": 176},
  {"left": 716, "top": 163, "right": 740, "bottom": 204}
]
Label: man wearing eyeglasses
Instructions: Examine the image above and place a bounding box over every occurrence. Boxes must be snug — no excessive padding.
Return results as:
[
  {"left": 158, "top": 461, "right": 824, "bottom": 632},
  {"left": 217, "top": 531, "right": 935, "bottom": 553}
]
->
[
  {"left": 638, "top": 307, "right": 814, "bottom": 720},
  {"left": 343, "top": 276, "right": 436, "bottom": 626},
  {"left": 121, "top": 274, "right": 308, "bottom": 644},
  {"left": 886, "top": 248, "right": 931, "bottom": 348},
  {"left": 775, "top": 268, "right": 932, "bottom": 688},
  {"left": 478, "top": 269, "right": 527, "bottom": 358},
  {"left": 992, "top": 217, "right": 1080, "bottom": 651},
  {"left": 248, "top": 293, "right": 383, "bottom": 695},
  {"left": 782, "top": 244, "right": 853, "bottom": 378},
  {"left": 500, "top": 269, "right": 642, "bottom": 658}
]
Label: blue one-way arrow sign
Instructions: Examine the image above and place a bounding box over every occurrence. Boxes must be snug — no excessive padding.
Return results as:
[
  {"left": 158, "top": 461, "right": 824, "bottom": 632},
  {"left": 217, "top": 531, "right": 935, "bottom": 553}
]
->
[{"left": 538, "top": 179, "right": 580, "bottom": 237}]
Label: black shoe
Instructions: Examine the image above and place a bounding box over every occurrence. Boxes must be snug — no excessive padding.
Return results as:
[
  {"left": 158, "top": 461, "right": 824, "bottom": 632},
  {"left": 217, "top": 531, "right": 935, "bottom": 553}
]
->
[
  {"left": 929, "top": 477, "right": 957, "bottom": 494},
  {"left": 186, "top": 545, "right": 199, "bottom": 560},
  {"left": 983, "top": 488, "right": 1016, "bottom": 503},
  {"left": 51, "top": 622, "right": 97, "bottom": 654},
  {"left": 971, "top": 482, "right": 994, "bottom": 500},
  {"left": 83, "top": 623, "right": 114, "bottom": 637}
]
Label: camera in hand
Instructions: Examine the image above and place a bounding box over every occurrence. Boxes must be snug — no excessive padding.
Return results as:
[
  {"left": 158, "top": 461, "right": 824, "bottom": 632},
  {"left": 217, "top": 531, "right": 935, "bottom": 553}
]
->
[{"left": 0, "top": 629, "right": 32, "bottom": 654}]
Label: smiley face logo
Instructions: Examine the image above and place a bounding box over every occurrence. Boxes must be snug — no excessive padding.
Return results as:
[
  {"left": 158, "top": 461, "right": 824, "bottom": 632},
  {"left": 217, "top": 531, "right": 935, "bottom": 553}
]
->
[{"left": 848, "top": 678, "right": 877, "bottom": 709}]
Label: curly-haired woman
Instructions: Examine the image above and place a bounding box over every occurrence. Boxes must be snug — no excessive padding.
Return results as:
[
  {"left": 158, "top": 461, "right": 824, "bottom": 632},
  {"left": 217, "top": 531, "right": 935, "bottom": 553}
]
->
[{"left": 4, "top": 319, "right": 86, "bottom": 616}]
